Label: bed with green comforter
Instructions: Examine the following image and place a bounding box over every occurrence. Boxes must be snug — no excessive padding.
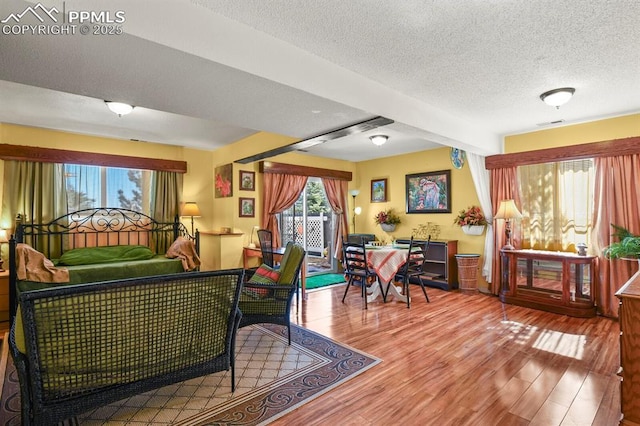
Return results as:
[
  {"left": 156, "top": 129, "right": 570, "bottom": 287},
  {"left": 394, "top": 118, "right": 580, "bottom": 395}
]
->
[{"left": 9, "top": 207, "right": 200, "bottom": 325}]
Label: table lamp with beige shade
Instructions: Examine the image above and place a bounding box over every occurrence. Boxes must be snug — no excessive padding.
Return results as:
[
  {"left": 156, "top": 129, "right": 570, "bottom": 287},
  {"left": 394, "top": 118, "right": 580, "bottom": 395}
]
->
[
  {"left": 248, "top": 225, "right": 260, "bottom": 249},
  {"left": 494, "top": 199, "right": 522, "bottom": 250},
  {"left": 180, "top": 202, "right": 201, "bottom": 236}
]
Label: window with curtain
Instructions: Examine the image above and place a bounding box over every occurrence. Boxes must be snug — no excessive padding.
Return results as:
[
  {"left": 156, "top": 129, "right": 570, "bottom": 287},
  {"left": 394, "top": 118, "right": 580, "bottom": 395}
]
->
[
  {"left": 518, "top": 159, "right": 594, "bottom": 251},
  {"left": 64, "top": 164, "right": 151, "bottom": 213}
]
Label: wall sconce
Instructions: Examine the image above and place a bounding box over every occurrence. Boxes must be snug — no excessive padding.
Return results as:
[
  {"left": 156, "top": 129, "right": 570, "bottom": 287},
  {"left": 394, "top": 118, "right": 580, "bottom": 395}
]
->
[
  {"left": 180, "top": 202, "right": 201, "bottom": 236},
  {"left": 349, "top": 189, "right": 361, "bottom": 232},
  {"left": 248, "top": 225, "right": 260, "bottom": 249},
  {"left": 105, "top": 100, "right": 135, "bottom": 116},
  {"left": 369, "top": 135, "right": 388, "bottom": 146},
  {"left": 494, "top": 199, "right": 522, "bottom": 250},
  {"left": 539, "top": 88, "right": 575, "bottom": 109}
]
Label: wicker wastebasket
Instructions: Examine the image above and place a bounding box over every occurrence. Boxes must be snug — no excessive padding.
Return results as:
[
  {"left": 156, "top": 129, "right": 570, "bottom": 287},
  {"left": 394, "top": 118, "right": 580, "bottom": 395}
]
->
[{"left": 455, "top": 254, "right": 480, "bottom": 291}]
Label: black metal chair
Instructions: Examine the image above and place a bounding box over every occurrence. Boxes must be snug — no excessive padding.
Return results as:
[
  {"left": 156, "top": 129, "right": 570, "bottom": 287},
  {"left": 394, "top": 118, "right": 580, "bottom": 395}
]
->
[
  {"left": 392, "top": 236, "right": 431, "bottom": 308},
  {"left": 341, "top": 236, "right": 378, "bottom": 309},
  {"left": 257, "top": 229, "right": 275, "bottom": 268}
]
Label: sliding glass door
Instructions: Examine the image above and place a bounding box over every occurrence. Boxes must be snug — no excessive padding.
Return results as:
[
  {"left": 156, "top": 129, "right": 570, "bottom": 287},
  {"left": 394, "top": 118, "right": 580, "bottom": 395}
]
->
[{"left": 278, "top": 178, "right": 337, "bottom": 276}]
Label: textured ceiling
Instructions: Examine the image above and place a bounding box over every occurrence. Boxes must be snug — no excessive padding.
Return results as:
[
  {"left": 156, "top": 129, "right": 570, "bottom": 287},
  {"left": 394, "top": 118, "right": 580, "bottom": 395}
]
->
[{"left": 0, "top": 0, "right": 638, "bottom": 162}]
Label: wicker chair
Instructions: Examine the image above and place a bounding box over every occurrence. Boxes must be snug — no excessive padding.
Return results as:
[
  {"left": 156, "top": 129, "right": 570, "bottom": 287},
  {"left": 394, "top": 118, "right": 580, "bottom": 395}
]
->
[
  {"left": 239, "top": 242, "right": 305, "bottom": 345},
  {"left": 10, "top": 270, "right": 244, "bottom": 426},
  {"left": 392, "top": 236, "right": 431, "bottom": 308}
]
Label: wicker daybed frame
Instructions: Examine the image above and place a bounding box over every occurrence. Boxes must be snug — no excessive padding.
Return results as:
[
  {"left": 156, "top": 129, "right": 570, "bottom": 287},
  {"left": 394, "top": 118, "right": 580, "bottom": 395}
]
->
[{"left": 8, "top": 207, "right": 200, "bottom": 324}]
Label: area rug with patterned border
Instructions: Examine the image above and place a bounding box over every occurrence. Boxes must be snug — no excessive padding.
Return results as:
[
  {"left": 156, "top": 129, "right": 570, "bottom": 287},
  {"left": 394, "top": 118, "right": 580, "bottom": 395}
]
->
[{"left": 0, "top": 324, "right": 380, "bottom": 425}]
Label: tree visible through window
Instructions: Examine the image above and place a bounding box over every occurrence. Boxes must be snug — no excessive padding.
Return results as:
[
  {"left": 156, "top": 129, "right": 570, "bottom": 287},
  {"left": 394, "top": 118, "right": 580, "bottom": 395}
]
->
[{"left": 65, "top": 165, "right": 150, "bottom": 213}]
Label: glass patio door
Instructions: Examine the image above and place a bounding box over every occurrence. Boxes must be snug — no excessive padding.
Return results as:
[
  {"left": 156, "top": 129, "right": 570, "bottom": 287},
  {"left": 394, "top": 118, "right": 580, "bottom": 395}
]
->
[{"left": 278, "top": 178, "right": 337, "bottom": 276}]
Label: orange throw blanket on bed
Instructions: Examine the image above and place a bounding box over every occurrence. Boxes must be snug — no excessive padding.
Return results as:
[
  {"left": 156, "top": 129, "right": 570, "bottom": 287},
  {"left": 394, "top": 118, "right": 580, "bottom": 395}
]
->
[
  {"left": 166, "top": 237, "right": 201, "bottom": 271},
  {"left": 16, "top": 243, "right": 70, "bottom": 283}
]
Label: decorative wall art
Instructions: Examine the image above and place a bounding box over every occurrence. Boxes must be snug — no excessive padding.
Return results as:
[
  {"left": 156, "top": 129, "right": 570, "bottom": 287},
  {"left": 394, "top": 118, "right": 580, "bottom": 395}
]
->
[
  {"left": 215, "top": 163, "right": 233, "bottom": 198},
  {"left": 405, "top": 170, "right": 451, "bottom": 213},
  {"left": 370, "top": 178, "right": 387, "bottom": 202},
  {"left": 239, "top": 170, "right": 255, "bottom": 191},
  {"left": 450, "top": 148, "right": 466, "bottom": 169},
  {"left": 239, "top": 197, "right": 255, "bottom": 217}
]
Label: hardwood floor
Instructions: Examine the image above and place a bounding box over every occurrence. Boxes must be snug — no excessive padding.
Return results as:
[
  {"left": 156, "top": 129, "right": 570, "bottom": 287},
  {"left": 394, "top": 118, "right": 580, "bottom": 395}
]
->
[{"left": 274, "top": 284, "right": 621, "bottom": 426}]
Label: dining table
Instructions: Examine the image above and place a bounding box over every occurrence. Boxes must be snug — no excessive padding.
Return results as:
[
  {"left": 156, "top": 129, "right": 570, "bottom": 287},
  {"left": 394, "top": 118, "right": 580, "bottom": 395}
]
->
[{"left": 364, "top": 244, "right": 413, "bottom": 304}]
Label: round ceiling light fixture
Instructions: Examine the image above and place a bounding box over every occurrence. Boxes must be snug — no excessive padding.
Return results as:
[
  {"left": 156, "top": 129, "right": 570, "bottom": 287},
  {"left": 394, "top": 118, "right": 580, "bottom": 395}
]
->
[
  {"left": 369, "top": 134, "right": 388, "bottom": 146},
  {"left": 105, "top": 101, "right": 135, "bottom": 116},
  {"left": 539, "top": 87, "right": 575, "bottom": 108}
]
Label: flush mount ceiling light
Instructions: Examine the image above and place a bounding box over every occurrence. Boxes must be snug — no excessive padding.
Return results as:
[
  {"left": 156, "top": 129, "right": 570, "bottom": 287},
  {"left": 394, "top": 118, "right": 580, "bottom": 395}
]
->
[
  {"left": 539, "top": 87, "right": 575, "bottom": 108},
  {"left": 105, "top": 101, "right": 134, "bottom": 116},
  {"left": 370, "top": 134, "right": 388, "bottom": 146}
]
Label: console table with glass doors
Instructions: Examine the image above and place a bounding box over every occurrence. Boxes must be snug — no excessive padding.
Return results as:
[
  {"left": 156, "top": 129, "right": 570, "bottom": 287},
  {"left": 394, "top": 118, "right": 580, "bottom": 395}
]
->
[{"left": 500, "top": 249, "right": 597, "bottom": 318}]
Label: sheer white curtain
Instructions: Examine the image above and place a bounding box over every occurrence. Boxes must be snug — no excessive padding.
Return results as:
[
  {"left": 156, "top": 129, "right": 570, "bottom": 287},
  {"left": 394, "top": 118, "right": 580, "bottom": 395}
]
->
[
  {"left": 467, "top": 152, "right": 494, "bottom": 282},
  {"left": 518, "top": 159, "right": 594, "bottom": 252}
]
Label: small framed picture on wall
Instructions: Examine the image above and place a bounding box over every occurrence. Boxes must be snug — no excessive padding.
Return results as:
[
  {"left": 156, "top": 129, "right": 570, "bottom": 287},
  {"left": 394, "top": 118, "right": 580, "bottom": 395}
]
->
[
  {"left": 239, "top": 170, "right": 255, "bottom": 191},
  {"left": 239, "top": 197, "right": 255, "bottom": 217},
  {"left": 371, "top": 178, "right": 387, "bottom": 202}
]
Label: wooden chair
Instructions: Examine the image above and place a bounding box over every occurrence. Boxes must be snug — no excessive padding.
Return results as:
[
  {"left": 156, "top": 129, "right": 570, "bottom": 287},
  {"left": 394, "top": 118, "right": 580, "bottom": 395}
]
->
[
  {"left": 239, "top": 242, "right": 306, "bottom": 345},
  {"left": 392, "top": 236, "right": 431, "bottom": 308},
  {"left": 341, "top": 237, "right": 378, "bottom": 309}
]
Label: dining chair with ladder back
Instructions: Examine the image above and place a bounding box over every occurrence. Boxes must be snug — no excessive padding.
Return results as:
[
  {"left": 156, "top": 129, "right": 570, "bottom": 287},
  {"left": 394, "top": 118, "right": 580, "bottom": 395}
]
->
[
  {"left": 392, "top": 236, "right": 431, "bottom": 308},
  {"left": 257, "top": 229, "right": 275, "bottom": 268},
  {"left": 245, "top": 228, "right": 276, "bottom": 283},
  {"left": 341, "top": 236, "right": 379, "bottom": 309}
]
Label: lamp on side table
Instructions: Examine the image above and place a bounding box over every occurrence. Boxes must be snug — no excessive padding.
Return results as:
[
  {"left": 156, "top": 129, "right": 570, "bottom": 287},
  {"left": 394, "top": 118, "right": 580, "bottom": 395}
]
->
[{"left": 494, "top": 199, "right": 522, "bottom": 250}]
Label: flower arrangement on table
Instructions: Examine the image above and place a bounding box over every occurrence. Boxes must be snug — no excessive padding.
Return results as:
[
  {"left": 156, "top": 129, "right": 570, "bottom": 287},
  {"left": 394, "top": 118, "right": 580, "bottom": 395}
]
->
[
  {"left": 374, "top": 208, "right": 402, "bottom": 225},
  {"left": 454, "top": 206, "right": 487, "bottom": 227}
]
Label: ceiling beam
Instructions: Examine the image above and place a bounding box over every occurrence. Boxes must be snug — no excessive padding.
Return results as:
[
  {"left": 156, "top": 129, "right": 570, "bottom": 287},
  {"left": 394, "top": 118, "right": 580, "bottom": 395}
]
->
[{"left": 235, "top": 116, "right": 394, "bottom": 164}]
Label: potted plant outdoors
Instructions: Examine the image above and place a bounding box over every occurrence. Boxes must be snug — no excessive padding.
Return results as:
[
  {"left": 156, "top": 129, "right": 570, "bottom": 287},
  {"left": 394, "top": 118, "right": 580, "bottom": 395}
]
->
[
  {"left": 374, "top": 208, "right": 401, "bottom": 232},
  {"left": 603, "top": 224, "right": 640, "bottom": 262},
  {"left": 454, "top": 205, "right": 488, "bottom": 236}
]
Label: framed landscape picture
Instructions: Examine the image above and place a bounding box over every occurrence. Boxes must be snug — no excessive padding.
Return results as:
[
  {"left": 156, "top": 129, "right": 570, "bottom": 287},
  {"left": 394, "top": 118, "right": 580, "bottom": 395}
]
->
[
  {"left": 371, "top": 178, "right": 387, "bottom": 202},
  {"left": 239, "top": 170, "right": 255, "bottom": 191},
  {"left": 239, "top": 197, "right": 255, "bottom": 217},
  {"left": 405, "top": 169, "right": 451, "bottom": 213}
]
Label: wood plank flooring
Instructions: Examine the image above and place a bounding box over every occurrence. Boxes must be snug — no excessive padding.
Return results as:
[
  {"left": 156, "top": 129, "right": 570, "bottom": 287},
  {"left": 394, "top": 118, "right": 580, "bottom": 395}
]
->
[{"left": 273, "top": 284, "right": 621, "bottom": 426}]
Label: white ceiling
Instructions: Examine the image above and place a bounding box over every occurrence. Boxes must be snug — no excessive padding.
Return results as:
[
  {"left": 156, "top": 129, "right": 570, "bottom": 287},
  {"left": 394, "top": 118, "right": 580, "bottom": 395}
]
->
[{"left": 0, "top": 0, "right": 638, "bottom": 162}]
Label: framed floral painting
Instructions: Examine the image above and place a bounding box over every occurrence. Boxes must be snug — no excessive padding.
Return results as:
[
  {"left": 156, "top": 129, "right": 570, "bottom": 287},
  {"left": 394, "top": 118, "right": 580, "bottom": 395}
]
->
[
  {"left": 215, "top": 163, "right": 233, "bottom": 198},
  {"left": 405, "top": 169, "right": 451, "bottom": 213},
  {"left": 239, "top": 170, "right": 255, "bottom": 191},
  {"left": 239, "top": 197, "right": 255, "bottom": 217}
]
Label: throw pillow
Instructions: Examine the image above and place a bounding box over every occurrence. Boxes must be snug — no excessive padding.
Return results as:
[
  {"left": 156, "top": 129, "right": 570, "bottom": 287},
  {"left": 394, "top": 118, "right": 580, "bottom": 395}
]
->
[
  {"left": 246, "top": 264, "right": 280, "bottom": 297},
  {"left": 248, "top": 264, "right": 281, "bottom": 284}
]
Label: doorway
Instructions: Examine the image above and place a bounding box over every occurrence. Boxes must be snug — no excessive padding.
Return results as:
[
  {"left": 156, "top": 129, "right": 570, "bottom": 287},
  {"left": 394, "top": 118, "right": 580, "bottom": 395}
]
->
[{"left": 278, "top": 178, "right": 337, "bottom": 276}]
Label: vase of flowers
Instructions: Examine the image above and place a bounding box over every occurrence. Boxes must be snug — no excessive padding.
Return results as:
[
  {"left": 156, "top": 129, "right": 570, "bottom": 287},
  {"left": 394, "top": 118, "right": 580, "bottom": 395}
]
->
[
  {"left": 374, "top": 208, "right": 401, "bottom": 232},
  {"left": 454, "top": 206, "right": 487, "bottom": 235}
]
